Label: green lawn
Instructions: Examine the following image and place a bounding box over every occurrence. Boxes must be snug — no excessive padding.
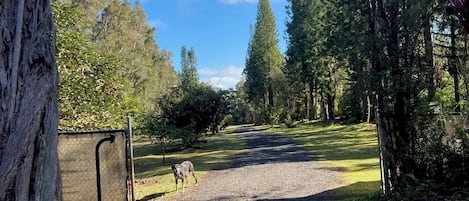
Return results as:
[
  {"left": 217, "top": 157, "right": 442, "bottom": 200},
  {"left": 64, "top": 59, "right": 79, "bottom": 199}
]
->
[
  {"left": 269, "top": 121, "right": 381, "bottom": 200},
  {"left": 132, "top": 126, "right": 245, "bottom": 200},
  {"left": 133, "top": 122, "right": 380, "bottom": 200}
]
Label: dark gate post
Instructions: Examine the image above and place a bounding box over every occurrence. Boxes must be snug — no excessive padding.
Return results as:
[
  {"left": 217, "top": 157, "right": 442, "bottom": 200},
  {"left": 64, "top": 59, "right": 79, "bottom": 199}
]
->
[{"left": 127, "top": 116, "right": 136, "bottom": 201}]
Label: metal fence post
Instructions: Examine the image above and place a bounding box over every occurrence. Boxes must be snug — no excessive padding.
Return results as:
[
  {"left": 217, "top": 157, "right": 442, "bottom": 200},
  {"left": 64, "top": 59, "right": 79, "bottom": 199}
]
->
[{"left": 127, "top": 116, "right": 136, "bottom": 201}]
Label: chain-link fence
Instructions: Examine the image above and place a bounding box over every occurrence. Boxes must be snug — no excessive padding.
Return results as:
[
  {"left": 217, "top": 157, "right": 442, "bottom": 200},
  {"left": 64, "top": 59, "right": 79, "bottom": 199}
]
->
[{"left": 58, "top": 130, "right": 130, "bottom": 201}]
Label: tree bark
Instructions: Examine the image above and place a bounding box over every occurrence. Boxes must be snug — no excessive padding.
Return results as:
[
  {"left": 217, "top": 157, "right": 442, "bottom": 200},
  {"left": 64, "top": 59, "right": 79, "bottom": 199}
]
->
[
  {"left": 0, "top": 0, "right": 61, "bottom": 200},
  {"left": 309, "top": 82, "right": 315, "bottom": 120},
  {"left": 449, "top": 25, "right": 461, "bottom": 112},
  {"left": 423, "top": 12, "right": 435, "bottom": 102}
]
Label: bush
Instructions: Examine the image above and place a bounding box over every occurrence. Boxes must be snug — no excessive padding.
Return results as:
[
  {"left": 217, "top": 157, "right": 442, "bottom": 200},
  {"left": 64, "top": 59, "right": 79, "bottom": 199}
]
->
[{"left": 141, "top": 84, "right": 231, "bottom": 147}]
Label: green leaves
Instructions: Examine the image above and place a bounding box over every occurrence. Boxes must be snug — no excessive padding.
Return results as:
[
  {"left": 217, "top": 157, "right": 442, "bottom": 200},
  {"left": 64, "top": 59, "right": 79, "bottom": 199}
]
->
[
  {"left": 144, "top": 84, "right": 231, "bottom": 147},
  {"left": 53, "top": 0, "right": 178, "bottom": 130},
  {"left": 54, "top": 1, "right": 126, "bottom": 130}
]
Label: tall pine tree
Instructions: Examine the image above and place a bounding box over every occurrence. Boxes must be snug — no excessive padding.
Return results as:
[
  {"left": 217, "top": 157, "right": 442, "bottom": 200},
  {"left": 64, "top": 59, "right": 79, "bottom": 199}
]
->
[
  {"left": 243, "top": 0, "right": 283, "bottom": 124},
  {"left": 180, "top": 46, "right": 199, "bottom": 91}
]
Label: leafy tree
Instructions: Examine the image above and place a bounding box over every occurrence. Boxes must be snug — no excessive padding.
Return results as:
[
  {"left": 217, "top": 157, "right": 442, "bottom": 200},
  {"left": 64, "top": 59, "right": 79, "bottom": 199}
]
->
[
  {"left": 0, "top": 0, "right": 61, "bottom": 199},
  {"left": 229, "top": 81, "right": 255, "bottom": 125},
  {"left": 54, "top": 1, "right": 129, "bottom": 130},
  {"left": 153, "top": 84, "right": 230, "bottom": 147},
  {"left": 90, "top": 0, "right": 178, "bottom": 116}
]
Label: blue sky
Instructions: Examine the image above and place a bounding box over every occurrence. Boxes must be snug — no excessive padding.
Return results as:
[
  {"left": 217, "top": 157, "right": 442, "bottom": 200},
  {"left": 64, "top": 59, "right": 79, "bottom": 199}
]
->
[{"left": 136, "top": 0, "right": 288, "bottom": 89}]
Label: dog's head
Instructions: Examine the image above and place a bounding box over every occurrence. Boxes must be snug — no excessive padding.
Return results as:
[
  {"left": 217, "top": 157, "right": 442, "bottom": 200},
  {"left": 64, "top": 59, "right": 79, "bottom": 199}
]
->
[{"left": 171, "top": 164, "right": 183, "bottom": 177}]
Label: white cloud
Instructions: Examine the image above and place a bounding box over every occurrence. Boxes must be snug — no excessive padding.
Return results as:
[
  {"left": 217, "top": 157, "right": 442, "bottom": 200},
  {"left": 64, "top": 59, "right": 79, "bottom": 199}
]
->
[
  {"left": 199, "top": 65, "right": 244, "bottom": 89},
  {"left": 198, "top": 68, "right": 219, "bottom": 76},
  {"left": 147, "top": 19, "right": 165, "bottom": 29}
]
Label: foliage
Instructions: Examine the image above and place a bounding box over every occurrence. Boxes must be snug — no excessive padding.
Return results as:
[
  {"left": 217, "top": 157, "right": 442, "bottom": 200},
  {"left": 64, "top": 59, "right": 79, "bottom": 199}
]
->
[
  {"left": 228, "top": 81, "right": 255, "bottom": 125},
  {"left": 285, "top": 0, "right": 340, "bottom": 121},
  {"left": 88, "top": 0, "right": 179, "bottom": 114},
  {"left": 53, "top": 0, "right": 178, "bottom": 129},
  {"left": 54, "top": 1, "right": 130, "bottom": 130},
  {"left": 180, "top": 46, "right": 199, "bottom": 92},
  {"left": 281, "top": 0, "right": 469, "bottom": 197},
  {"left": 409, "top": 113, "right": 469, "bottom": 198},
  {"left": 142, "top": 84, "right": 231, "bottom": 147},
  {"left": 243, "top": 0, "right": 285, "bottom": 125}
]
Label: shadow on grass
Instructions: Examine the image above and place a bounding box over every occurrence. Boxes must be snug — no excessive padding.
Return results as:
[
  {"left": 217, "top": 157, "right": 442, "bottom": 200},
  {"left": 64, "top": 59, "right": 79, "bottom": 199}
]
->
[
  {"left": 137, "top": 192, "right": 166, "bottom": 201},
  {"left": 257, "top": 181, "right": 380, "bottom": 201},
  {"left": 232, "top": 132, "right": 315, "bottom": 167}
]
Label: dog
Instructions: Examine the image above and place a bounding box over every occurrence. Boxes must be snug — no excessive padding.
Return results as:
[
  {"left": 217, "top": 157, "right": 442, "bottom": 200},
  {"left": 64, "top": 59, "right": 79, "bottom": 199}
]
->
[{"left": 171, "top": 161, "right": 198, "bottom": 192}]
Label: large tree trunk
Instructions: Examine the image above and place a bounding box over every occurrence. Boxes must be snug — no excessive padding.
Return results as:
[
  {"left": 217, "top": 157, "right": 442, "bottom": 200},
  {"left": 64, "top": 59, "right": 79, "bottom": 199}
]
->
[{"left": 0, "top": 0, "right": 61, "bottom": 200}]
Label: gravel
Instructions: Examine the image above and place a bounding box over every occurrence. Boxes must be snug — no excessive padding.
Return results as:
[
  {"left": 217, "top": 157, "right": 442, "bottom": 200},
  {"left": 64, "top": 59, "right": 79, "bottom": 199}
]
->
[{"left": 159, "top": 130, "right": 345, "bottom": 201}]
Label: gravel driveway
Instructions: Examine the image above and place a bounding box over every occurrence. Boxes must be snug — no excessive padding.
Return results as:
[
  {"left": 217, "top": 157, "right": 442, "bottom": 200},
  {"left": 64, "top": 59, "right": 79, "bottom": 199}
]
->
[{"left": 164, "top": 129, "right": 344, "bottom": 201}]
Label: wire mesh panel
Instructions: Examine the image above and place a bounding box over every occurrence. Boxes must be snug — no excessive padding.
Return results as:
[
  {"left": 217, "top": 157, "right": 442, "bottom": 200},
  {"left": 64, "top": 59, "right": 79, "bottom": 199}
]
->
[{"left": 58, "top": 130, "right": 128, "bottom": 201}]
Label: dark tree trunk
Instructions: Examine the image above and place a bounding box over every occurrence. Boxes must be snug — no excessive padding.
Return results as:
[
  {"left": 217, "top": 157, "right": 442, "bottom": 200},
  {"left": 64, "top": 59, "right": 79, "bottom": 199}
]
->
[
  {"left": 309, "top": 82, "right": 315, "bottom": 120},
  {"left": 367, "top": 0, "right": 379, "bottom": 123},
  {"left": 303, "top": 81, "right": 309, "bottom": 120},
  {"left": 326, "top": 94, "right": 334, "bottom": 121},
  {"left": 0, "top": 0, "right": 61, "bottom": 200},
  {"left": 449, "top": 25, "right": 461, "bottom": 112},
  {"left": 423, "top": 12, "right": 435, "bottom": 102},
  {"left": 388, "top": 0, "right": 407, "bottom": 189},
  {"left": 320, "top": 91, "right": 327, "bottom": 121}
]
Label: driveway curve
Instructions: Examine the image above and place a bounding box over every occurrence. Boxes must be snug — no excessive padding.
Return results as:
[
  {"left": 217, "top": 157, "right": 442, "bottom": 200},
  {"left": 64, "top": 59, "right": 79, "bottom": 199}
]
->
[{"left": 164, "top": 129, "right": 344, "bottom": 201}]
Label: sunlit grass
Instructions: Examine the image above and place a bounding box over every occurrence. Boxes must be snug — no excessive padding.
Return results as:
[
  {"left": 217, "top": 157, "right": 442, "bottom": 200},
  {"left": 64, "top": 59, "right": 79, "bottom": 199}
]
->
[
  {"left": 133, "top": 122, "right": 380, "bottom": 200},
  {"left": 133, "top": 127, "right": 246, "bottom": 200},
  {"left": 269, "top": 121, "right": 381, "bottom": 200}
]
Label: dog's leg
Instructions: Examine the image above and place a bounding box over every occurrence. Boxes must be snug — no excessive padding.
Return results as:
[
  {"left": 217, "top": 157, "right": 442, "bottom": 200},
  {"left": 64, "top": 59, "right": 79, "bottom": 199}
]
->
[
  {"left": 175, "top": 177, "right": 178, "bottom": 192},
  {"left": 181, "top": 177, "right": 185, "bottom": 192},
  {"left": 192, "top": 171, "right": 198, "bottom": 185}
]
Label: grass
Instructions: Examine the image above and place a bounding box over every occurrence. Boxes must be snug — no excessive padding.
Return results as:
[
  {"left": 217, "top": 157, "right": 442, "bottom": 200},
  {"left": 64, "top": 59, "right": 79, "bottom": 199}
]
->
[
  {"left": 132, "top": 122, "right": 380, "bottom": 200},
  {"left": 269, "top": 121, "right": 381, "bottom": 200},
  {"left": 132, "top": 126, "right": 245, "bottom": 201}
]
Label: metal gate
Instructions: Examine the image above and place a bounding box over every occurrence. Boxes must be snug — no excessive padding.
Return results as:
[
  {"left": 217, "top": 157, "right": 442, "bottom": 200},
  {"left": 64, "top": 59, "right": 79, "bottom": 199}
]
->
[{"left": 58, "top": 129, "right": 134, "bottom": 201}]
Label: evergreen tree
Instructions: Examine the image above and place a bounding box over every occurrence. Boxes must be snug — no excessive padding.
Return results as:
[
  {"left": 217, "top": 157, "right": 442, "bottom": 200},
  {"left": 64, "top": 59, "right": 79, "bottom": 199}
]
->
[
  {"left": 286, "top": 0, "right": 338, "bottom": 121},
  {"left": 244, "top": 0, "right": 284, "bottom": 124},
  {"left": 180, "top": 46, "right": 199, "bottom": 91}
]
